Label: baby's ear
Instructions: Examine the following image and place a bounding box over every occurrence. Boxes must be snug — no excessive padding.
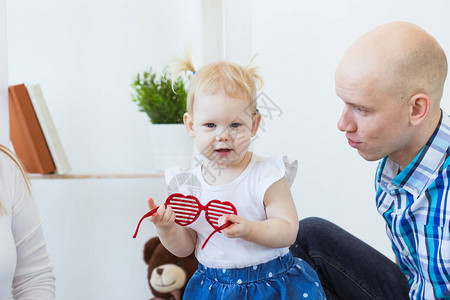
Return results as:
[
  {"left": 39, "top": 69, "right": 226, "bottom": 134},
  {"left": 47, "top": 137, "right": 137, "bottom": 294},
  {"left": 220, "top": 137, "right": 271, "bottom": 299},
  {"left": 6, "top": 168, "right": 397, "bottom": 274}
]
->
[
  {"left": 251, "top": 112, "right": 262, "bottom": 137},
  {"left": 184, "top": 113, "right": 195, "bottom": 137}
]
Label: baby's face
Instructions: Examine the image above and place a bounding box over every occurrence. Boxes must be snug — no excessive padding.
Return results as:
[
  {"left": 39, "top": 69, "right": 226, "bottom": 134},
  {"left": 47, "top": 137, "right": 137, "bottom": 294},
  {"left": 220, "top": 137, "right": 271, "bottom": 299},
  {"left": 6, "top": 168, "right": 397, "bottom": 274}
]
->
[{"left": 186, "top": 92, "right": 258, "bottom": 168}]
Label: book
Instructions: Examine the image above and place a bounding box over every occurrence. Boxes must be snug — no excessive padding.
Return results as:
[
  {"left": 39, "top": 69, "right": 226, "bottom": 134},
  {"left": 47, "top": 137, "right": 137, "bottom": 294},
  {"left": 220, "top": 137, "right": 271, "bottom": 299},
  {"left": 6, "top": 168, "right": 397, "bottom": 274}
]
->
[
  {"left": 9, "top": 84, "right": 56, "bottom": 174},
  {"left": 26, "top": 84, "right": 71, "bottom": 174}
]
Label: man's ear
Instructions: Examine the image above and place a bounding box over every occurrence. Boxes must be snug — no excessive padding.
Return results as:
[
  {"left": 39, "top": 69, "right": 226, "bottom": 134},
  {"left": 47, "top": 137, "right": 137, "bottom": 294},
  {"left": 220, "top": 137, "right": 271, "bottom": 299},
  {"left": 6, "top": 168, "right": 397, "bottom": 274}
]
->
[
  {"left": 183, "top": 112, "right": 195, "bottom": 137},
  {"left": 409, "top": 93, "right": 431, "bottom": 126},
  {"left": 251, "top": 112, "right": 262, "bottom": 137}
]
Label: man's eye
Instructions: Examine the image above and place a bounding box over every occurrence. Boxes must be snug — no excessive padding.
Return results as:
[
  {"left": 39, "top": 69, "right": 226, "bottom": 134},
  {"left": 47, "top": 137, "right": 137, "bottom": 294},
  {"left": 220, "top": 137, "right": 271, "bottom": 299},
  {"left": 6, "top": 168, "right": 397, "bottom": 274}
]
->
[{"left": 354, "top": 106, "right": 367, "bottom": 113}]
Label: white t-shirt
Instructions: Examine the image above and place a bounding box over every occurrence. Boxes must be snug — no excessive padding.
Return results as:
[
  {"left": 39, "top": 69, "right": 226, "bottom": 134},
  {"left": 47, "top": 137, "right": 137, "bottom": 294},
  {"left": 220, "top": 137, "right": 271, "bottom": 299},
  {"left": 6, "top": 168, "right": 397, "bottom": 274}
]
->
[
  {"left": 0, "top": 151, "right": 55, "bottom": 299},
  {"left": 165, "top": 153, "right": 298, "bottom": 269}
]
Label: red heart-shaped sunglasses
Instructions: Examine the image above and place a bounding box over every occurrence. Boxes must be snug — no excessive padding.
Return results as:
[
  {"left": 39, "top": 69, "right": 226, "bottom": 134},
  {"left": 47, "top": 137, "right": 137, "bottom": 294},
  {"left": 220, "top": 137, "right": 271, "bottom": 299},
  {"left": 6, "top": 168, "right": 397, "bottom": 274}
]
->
[{"left": 133, "top": 193, "right": 237, "bottom": 250}]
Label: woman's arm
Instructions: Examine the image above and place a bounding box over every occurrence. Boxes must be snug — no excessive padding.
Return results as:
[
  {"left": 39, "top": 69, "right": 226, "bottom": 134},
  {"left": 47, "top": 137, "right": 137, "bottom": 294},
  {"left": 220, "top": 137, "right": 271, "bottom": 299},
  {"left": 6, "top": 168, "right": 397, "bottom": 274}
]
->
[
  {"left": 219, "top": 177, "right": 299, "bottom": 248},
  {"left": 9, "top": 156, "right": 55, "bottom": 300},
  {"left": 13, "top": 225, "right": 56, "bottom": 300}
]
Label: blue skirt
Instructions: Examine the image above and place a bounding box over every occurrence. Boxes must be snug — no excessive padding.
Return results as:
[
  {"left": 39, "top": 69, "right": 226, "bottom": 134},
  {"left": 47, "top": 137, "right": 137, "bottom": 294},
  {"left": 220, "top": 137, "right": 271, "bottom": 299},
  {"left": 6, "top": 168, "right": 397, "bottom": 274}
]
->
[{"left": 184, "top": 252, "right": 326, "bottom": 299}]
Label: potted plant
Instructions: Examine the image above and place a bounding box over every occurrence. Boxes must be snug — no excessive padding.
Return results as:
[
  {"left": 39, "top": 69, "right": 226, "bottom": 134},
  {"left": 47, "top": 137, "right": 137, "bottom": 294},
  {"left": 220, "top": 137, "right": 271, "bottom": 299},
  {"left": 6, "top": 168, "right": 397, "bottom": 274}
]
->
[{"left": 132, "top": 68, "right": 193, "bottom": 171}]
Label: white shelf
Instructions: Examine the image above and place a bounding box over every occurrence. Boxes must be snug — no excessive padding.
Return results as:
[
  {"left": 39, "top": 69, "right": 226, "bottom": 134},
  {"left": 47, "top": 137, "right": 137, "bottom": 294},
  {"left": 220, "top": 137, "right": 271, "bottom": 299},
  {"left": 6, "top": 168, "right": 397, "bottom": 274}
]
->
[{"left": 29, "top": 172, "right": 164, "bottom": 180}]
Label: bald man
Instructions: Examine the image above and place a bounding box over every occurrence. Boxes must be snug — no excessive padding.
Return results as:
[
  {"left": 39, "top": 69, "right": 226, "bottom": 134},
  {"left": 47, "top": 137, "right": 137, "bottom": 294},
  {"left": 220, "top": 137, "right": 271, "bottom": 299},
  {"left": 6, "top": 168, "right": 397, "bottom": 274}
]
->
[{"left": 290, "top": 22, "right": 449, "bottom": 299}]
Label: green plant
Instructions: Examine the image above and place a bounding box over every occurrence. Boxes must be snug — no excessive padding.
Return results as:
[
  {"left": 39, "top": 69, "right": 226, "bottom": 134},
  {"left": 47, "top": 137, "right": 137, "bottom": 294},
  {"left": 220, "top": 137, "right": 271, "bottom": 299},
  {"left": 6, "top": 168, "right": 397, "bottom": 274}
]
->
[{"left": 131, "top": 69, "right": 187, "bottom": 124}]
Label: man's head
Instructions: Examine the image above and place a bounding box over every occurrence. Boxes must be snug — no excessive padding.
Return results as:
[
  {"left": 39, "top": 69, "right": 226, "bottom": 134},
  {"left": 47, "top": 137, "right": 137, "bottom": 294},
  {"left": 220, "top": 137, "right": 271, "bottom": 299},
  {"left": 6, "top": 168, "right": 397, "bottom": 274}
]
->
[{"left": 335, "top": 21, "right": 447, "bottom": 169}]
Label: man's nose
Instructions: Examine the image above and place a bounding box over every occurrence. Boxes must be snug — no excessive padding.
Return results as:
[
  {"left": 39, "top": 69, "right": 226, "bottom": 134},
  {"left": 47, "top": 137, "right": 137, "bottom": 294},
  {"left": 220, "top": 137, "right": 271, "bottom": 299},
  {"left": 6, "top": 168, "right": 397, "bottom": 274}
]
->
[{"left": 337, "top": 106, "right": 356, "bottom": 132}]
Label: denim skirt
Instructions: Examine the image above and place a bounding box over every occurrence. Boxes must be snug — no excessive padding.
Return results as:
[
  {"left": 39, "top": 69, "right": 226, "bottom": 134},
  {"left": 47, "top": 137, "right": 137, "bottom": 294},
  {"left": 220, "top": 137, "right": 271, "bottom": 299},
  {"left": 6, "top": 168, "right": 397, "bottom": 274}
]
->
[{"left": 183, "top": 252, "right": 326, "bottom": 299}]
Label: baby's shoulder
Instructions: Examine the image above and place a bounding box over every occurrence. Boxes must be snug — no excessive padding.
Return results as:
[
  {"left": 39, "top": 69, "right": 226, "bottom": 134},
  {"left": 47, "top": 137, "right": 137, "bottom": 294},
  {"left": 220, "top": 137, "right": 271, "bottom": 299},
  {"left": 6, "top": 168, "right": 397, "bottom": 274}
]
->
[
  {"left": 164, "top": 166, "right": 202, "bottom": 197},
  {"left": 251, "top": 154, "right": 298, "bottom": 187}
]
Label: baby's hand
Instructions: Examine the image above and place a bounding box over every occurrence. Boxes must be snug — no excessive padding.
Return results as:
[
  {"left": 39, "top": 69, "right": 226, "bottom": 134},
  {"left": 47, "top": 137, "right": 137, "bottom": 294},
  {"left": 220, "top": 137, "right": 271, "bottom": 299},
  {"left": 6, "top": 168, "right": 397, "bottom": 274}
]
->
[
  {"left": 147, "top": 197, "right": 176, "bottom": 228},
  {"left": 218, "top": 214, "right": 251, "bottom": 238}
]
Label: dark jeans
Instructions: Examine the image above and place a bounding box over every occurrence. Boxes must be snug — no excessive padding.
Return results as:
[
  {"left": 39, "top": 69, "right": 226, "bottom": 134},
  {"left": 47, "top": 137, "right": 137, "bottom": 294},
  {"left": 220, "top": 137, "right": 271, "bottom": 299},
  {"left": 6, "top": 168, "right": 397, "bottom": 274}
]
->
[{"left": 289, "top": 217, "right": 410, "bottom": 300}]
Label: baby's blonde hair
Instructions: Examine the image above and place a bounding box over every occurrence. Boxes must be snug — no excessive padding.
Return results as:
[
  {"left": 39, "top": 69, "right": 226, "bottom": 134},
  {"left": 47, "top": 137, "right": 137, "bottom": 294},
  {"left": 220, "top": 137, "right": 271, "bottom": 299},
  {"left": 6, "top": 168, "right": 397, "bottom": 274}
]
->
[
  {"left": 171, "top": 53, "right": 263, "bottom": 115},
  {"left": 0, "top": 145, "right": 31, "bottom": 215}
]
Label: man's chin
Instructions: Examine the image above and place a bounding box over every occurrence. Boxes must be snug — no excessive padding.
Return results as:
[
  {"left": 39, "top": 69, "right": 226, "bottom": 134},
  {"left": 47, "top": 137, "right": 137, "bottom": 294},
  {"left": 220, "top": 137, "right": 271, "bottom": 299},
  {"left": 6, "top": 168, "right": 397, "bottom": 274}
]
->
[{"left": 357, "top": 150, "right": 383, "bottom": 162}]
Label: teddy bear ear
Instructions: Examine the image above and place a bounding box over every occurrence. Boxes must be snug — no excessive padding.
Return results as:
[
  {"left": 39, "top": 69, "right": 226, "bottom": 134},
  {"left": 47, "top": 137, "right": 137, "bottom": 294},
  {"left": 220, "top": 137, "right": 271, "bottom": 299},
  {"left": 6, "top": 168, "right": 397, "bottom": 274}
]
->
[{"left": 143, "top": 236, "right": 161, "bottom": 264}]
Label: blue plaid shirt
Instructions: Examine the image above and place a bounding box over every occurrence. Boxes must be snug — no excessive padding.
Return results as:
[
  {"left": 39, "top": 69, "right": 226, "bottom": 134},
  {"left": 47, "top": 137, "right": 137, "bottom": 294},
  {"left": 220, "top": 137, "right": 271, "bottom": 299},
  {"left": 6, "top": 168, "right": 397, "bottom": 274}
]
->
[{"left": 376, "top": 111, "right": 450, "bottom": 299}]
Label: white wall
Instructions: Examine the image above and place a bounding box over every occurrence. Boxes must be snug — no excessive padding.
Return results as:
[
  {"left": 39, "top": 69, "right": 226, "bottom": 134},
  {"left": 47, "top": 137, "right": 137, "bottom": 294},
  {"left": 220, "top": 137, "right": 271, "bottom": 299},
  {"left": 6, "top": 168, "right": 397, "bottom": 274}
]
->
[
  {"left": 7, "top": 0, "right": 203, "bottom": 173},
  {"left": 6, "top": 1, "right": 450, "bottom": 299},
  {"left": 6, "top": 1, "right": 202, "bottom": 299},
  {"left": 33, "top": 177, "right": 165, "bottom": 299},
  {"left": 248, "top": 0, "right": 450, "bottom": 260}
]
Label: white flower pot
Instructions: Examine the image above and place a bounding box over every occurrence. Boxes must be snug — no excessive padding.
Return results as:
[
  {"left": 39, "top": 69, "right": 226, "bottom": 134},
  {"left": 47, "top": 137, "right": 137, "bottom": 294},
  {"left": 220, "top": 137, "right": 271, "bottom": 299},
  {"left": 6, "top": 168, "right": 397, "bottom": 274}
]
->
[{"left": 150, "top": 123, "right": 193, "bottom": 172}]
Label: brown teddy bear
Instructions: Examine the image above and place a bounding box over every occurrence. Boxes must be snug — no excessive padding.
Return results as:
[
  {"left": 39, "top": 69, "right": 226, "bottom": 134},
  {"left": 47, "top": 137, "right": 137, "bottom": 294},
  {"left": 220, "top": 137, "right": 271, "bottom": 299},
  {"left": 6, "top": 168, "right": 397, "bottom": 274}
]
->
[{"left": 143, "top": 236, "right": 198, "bottom": 300}]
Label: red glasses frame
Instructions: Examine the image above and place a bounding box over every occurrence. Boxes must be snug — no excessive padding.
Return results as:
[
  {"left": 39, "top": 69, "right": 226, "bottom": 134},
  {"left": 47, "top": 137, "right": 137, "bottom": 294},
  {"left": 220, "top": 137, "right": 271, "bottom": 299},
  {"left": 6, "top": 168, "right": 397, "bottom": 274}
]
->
[{"left": 133, "top": 193, "right": 237, "bottom": 249}]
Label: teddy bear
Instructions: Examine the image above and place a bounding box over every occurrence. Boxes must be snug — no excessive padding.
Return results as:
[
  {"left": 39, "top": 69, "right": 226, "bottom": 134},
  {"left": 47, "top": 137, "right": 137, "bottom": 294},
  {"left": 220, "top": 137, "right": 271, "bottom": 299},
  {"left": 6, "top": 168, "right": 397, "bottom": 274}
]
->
[{"left": 143, "top": 236, "right": 198, "bottom": 300}]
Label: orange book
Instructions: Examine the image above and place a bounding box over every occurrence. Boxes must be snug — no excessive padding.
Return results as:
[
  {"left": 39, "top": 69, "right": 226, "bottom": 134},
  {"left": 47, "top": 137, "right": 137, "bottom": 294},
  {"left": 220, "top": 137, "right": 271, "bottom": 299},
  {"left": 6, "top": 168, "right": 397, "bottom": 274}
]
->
[{"left": 9, "top": 84, "right": 56, "bottom": 174}]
